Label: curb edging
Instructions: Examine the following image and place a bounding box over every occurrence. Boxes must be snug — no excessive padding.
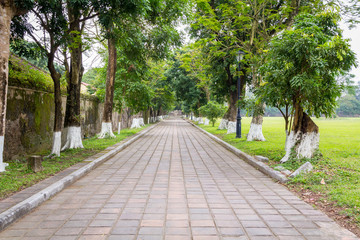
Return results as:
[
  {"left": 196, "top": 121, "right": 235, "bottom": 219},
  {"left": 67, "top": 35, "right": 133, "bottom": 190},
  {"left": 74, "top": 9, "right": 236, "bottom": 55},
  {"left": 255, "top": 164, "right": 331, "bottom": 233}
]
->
[
  {"left": 0, "top": 123, "right": 159, "bottom": 231},
  {"left": 187, "top": 120, "right": 289, "bottom": 184}
]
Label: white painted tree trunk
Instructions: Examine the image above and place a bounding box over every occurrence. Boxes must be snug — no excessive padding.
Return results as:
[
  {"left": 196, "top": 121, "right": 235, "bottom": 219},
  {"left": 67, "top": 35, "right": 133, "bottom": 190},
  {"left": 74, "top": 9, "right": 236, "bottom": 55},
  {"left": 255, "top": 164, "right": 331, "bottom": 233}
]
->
[
  {"left": 218, "top": 119, "right": 229, "bottom": 130},
  {"left": 131, "top": 118, "right": 141, "bottom": 129},
  {"left": 247, "top": 123, "right": 266, "bottom": 141},
  {"left": 139, "top": 118, "right": 145, "bottom": 126},
  {"left": 61, "top": 126, "right": 84, "bottom": 150},
  {"left": 118, "top": 122, "right": 121, "bottom": 135},
  {"left": 157, "top": 116, "right": 163, "bottom": 121},
  {"left": 0, "top": 5, "right": 14, "bottom": 173},
  {"left": 49, "top": 131, "right": 61, "bottom": 157},
  {"left": 227, "top": 121, "right": 236, "bottom": 134},
  {"left": 198, "top": 117, "right": 204, "bottom": 124},
  {"left": 0, "top": 136, "right": 8, "bottom": 172},
  {"left": 281, "top": 130, "right": 320, "bottom": 163},
  {"left": 284, "top": 130, "right": 289, "bottom": 151},
  {"left": 204, "top": 118, "right": 210, "bottom": 125},
  {"left": 98, "top": 122, "right": 116, "bottom": 139}
]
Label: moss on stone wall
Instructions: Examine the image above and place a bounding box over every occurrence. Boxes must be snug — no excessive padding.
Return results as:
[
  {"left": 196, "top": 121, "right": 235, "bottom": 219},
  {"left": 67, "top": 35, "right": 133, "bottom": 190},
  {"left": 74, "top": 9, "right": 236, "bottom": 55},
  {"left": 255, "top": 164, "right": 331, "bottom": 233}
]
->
[
  {"left": 5, "top": 88, "right": 54, "bottom": 160},
  {"left": 4, "top": 87, "right": 130, "bottom": 161},
  {"left": 8, "top": 55, "right": 67, "bottom": 93}
]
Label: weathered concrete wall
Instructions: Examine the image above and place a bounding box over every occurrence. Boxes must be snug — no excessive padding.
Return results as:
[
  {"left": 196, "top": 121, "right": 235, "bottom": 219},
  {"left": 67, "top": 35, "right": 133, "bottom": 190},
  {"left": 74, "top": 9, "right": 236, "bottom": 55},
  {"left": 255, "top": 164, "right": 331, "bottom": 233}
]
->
[{"left": 4, "top": 87, "right": 135, "bottom": 161}]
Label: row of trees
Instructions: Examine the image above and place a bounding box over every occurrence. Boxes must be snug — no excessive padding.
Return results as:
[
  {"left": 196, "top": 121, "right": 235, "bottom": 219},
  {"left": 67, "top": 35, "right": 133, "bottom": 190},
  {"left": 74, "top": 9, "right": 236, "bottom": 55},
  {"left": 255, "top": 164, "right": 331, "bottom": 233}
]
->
[
  {"left": 165, "top": 0, "right": 357, "bottom": 162},
  {"left": 0, "top": 0, "right": 189, "bottom": 171},
  {"left": 336, "top": 83, "right": 360, "bottom": 116},
  {"left": 0, "top": 0, "right": 358, "bottom": 171}
]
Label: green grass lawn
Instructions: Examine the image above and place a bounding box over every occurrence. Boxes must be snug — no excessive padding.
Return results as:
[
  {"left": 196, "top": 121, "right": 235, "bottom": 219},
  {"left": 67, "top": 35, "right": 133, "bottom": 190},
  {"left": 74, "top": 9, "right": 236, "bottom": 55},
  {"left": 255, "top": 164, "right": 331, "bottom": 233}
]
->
[
  {"left": 0, "top": 126, "right": 149, "bottom": 200},
  {"left": 198, "top": 117, "right": 360, "bottom": 223}
]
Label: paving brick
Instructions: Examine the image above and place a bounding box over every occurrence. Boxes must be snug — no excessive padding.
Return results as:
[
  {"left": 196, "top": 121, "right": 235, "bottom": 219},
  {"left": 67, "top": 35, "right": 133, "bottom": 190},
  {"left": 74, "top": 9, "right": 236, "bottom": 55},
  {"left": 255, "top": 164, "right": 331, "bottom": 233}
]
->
[
  {"left": 191, "top": 227, "right": 218, "bottom": 236},
  {"left": 0, "top": 119, "right": 357, "bottom": 240},
  {"left": 54, "top": 227, "right": 83, "bottom": 236},
  {"left": 219, "top": 227, "right": 245, "bottom": 236},
  {"left": 83, "top": 227, "right": 111, "bottom": 235}
]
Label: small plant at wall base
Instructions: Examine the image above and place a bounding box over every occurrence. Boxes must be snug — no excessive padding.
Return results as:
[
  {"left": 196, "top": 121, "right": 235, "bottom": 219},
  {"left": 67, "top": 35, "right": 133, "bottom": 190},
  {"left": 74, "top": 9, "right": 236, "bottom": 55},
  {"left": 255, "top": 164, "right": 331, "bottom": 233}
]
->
[{"left": 199, "top": 101, "right": 227, "bottom": 127}]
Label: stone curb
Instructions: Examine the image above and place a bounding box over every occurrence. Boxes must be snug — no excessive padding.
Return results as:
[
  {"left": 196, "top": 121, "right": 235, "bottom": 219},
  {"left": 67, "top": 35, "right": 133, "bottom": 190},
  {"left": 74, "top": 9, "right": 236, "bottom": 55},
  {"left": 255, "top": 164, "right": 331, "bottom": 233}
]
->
[
  {"left": 0, "top": 122, "right": 160, "bottom": 231},
  {"left": 187, "top": 120, "right": 289, "bottom": 184}
]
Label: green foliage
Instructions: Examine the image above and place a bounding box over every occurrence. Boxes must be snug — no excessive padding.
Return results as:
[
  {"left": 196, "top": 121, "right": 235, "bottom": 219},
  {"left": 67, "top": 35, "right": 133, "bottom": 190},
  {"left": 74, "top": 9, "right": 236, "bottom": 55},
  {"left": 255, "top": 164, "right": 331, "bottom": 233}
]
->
[
  {"left": 336, "top": 94, "right": 360, "bottom": 116},
  {"left": 10, "top": 39, "right": 65, "bottom": 74},
  {"left": 82, "top": 68, "right": 101, "bottom": 84},
  {"left": 242, "top": 96, "right": 265, "bottom": 117},
  {"left": 199, "top": 101, "right": 227, "bottom": 126},
  {"left": 148, "top": 60, "right": 175, "bottom": 114},
  {"left": 190, "top": 0, "right": 324, "bottom": 106},
  {"left": 259, "top": 11, "right": 357, "bottom": 120},
  {"left": 165, "top": 52, "right": 207, "bottom": 114},
  {"left": 10, "top": 40, "right": 46, "bottom": 66}
]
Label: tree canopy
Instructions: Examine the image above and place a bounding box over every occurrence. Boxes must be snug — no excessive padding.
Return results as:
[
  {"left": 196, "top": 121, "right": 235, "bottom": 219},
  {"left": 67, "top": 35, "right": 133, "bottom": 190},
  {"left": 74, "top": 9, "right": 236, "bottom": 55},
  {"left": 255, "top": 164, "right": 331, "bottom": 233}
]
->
[{"left": 259, "top": 10, "right": 357, "bottom": 131}]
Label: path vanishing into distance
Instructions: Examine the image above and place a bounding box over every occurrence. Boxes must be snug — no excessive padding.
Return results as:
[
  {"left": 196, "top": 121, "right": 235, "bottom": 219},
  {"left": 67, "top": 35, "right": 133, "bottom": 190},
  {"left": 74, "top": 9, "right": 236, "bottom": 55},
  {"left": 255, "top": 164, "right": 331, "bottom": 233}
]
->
[{"left": 0, "top": 119, "right": 357, "bottom": 240}]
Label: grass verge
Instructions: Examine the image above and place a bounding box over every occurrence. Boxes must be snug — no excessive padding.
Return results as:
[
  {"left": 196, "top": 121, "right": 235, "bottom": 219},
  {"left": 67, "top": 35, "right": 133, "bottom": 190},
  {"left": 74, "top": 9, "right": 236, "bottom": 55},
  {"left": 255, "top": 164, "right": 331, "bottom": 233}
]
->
[
  {"left": 0, "top": 126, "right": 150, "bottom": 200},
  {"left": 197, "top": 117, "right": 360, "bottom": 225}
]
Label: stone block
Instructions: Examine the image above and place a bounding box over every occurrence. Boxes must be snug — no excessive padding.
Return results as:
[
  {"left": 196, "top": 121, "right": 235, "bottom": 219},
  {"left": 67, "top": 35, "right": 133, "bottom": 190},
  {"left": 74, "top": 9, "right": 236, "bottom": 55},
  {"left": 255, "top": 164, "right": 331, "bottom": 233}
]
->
[
  {"left": 290, "top": 162, "right": 313, "bottom": 178},
  {"left": 255, "top": 155, "right": 269, "bottom": 162},
  {"left": 28, "top": 155, "right": 43, "bottom": 172},
  {"left": 274, "top": 165, "right": 286, "bottom": 171},
  {"left": 281, "top": 170, "right": 292, "bottom": 176}
]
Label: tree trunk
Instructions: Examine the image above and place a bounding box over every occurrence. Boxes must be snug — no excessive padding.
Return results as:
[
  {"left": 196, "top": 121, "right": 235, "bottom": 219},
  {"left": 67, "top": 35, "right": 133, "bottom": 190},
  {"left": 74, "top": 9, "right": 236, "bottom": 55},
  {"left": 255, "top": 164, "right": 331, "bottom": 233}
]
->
[
  {"left": 149, "top": 108, "right": 153, "bottom": 123},
  {"left": 0, "top": 3, "right": 14, "bottom": 171},
  {"left": 247, "top": 104, "right": 266, "bottom": 141},
  {"left": 62, "top": 7, "right": 84, "bottom": 150},
  {"left": 99, "top": 37, "right": 116, "bottom": 138},
  {"left": 224, "top": 89, "right": 238, "bottom": 133},
  {"left": 227, "top": 89, "right": 238, "bottom": 122},
  {"left": 144, "top": 109, "right": 149, "bottom": 124},
  {"left": 281, "top": 102, "right": 319, "bottom": 162},
  {"left": 48, "top": 51, "right": 63, "bottom": 156},
  {"left": 157, "top": 109, "right": 161, "bottom": 121}
]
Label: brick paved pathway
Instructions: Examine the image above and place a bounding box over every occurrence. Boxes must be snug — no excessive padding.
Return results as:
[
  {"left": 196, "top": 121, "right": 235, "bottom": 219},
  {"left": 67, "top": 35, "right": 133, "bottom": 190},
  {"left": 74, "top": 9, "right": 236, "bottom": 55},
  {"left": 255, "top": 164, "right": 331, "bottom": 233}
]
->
[{"left": 0, "top": 119, "right": 357, "bottom": 240}]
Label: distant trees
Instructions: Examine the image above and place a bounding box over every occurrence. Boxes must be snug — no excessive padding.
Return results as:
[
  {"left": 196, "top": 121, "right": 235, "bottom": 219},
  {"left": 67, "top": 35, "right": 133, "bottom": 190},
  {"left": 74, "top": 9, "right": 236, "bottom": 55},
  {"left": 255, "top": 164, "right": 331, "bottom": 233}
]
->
[
  {"left": 165, "top": 52, "right": 207, "bottom": 116},
  {"left": 336, "top": 83, "right": 360, "bottom": 116}
]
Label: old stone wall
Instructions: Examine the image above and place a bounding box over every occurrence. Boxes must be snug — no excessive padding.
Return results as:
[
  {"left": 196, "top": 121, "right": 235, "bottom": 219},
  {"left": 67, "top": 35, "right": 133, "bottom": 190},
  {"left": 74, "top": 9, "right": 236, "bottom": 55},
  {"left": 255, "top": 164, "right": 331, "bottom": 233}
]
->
[{"left": 4, "top": 87, "right": 135, "bottom": 161}]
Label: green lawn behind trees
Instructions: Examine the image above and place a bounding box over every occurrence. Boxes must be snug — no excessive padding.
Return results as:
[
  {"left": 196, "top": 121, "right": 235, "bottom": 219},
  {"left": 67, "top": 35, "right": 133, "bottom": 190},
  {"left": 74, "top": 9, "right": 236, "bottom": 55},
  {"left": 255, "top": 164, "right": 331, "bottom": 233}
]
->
[{"left": 198, "top": 117, "right": 360, "bottom": 223}]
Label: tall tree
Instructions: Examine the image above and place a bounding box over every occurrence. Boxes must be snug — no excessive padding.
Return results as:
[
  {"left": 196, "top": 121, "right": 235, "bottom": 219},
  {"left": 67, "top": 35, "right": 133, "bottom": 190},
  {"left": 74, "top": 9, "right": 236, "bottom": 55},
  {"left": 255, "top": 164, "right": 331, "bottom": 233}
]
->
[
  {"left": 61, "top": 0, "right": 93, "bottom": 150},
  {"left": 14, "top": 0, "right": 68, "bottom": 156},
  {"left": 191, "top": 0, "right": 321, "bottom": 137},
  {"left": 92, "top": 0, "right": 141, "bottom": 138},
  {"left": 93, "top": 0, "right": 188, "bottom": 138},
  {"left": 0, "top": 0, "right": 33, "bottom": 172},
  {"left": 259, "top": 11, "right": 356, "bottom": 162}
]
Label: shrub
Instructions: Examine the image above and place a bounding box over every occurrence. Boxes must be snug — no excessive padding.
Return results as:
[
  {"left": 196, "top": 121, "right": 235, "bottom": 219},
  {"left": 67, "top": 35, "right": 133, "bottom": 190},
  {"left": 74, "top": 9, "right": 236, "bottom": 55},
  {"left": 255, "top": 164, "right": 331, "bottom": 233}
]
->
[{"left": 199, "top": 101, "right": 227, "bottom": 126}]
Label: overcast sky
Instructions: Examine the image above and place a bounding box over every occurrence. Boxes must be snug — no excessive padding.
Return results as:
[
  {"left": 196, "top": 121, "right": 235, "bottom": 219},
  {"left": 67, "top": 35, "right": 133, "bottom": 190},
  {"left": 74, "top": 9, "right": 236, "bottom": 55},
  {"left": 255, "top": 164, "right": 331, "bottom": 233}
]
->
[{"left": 342, "top": 23, "right": 360, "bottom": 83}]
